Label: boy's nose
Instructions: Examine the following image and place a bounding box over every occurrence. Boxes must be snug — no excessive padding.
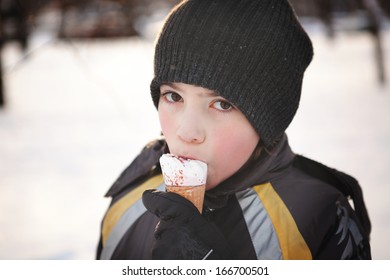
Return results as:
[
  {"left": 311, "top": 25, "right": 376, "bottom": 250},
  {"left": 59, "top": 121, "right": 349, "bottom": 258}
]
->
[{"left": 176, "top": 112, "right": 205, "bottom": 144}]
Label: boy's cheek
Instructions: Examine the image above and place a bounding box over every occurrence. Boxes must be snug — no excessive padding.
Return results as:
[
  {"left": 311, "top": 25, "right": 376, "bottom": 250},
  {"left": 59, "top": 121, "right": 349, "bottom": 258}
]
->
[
  {"left": 210, "top": 130, "right": 257, "bottom": 170},
  {"left": 158, "top": 111, "right": 174, "bottom": 136}
]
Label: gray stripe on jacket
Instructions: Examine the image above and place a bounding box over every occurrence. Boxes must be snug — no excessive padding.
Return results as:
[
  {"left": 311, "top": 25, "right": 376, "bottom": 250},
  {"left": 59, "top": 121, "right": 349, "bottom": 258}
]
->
[
  {"left": 100, "top": 183, "right": 165, "bottom": 260},
  {"left": 236, "top": 187, "right": 282, "bottom": 259}
]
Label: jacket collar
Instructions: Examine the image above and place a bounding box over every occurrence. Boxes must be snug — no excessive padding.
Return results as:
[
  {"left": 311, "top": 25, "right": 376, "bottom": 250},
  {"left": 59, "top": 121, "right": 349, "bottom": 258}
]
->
[
  {"left": 105, "top": 139, "right": 167, "bottom": 197},
  {"left": 204, "top": 133, "right": 295, "bottom": 209}
]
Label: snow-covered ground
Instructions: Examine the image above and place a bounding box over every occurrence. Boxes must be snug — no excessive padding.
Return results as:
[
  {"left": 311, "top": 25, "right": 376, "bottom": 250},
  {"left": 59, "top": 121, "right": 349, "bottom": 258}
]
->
[{"left": 0, "top": 26, "right": 389, "bottom": 259}]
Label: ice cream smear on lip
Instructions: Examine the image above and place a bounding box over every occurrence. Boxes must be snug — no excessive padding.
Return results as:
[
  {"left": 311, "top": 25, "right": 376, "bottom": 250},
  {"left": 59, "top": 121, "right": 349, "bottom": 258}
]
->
[
  {"left": 159, "top": 154, "right": 207, "bottom": 187},
  {"left": 159, "top": 154, "right": 207, "bottom": 213}
]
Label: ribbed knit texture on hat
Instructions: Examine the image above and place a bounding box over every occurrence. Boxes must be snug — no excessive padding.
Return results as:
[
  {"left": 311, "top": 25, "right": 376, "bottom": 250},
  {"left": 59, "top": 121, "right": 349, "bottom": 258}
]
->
[{"left": 150, "top": 0, "right": 313, "bottom": 148}]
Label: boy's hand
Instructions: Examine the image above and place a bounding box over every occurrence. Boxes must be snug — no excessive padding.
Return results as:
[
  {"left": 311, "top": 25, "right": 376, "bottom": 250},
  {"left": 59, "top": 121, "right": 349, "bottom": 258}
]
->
[{"left": 142, "top": 190, "right": 231, "bottom": 259}]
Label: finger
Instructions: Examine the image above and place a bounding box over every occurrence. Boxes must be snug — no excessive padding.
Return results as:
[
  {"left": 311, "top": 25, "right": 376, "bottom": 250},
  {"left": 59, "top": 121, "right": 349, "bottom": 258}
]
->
[{"left": 142, "top": 189, "right": 199, "bottom": 220}]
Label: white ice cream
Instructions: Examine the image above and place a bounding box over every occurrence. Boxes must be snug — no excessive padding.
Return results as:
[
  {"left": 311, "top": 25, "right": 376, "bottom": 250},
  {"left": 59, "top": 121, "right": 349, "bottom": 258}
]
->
[{"left": 159, "top": 154, "right": 207, "bottom": 186}]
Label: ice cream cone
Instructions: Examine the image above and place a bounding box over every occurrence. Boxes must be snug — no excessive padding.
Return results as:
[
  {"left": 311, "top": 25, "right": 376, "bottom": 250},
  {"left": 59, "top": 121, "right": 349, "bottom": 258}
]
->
[{"left": 160, "top": 154, "right": 207, "bottom": 213}]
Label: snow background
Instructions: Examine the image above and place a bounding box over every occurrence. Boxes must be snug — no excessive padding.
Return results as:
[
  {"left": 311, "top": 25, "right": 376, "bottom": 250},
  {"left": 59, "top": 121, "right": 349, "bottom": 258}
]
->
[{"left": 0, "top": 20, "right": 389, "bottom": 259}]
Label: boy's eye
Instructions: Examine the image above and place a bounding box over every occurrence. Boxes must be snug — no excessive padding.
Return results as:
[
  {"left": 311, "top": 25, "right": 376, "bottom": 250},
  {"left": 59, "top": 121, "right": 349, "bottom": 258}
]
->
[
  {"left": 163, "top": 92, "right": 183, "bottom": 103},
  {"left": 213, "top": 100, "right": 233, "bottom": 111}
]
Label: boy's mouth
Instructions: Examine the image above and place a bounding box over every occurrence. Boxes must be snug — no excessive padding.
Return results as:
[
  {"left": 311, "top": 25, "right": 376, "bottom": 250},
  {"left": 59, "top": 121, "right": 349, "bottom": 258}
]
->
[
  {"left": 179, "top": 155, "right": 196, "bottom": 160},
  {"left": 177, "top": 154, "right": 206, "bottom": 164}
]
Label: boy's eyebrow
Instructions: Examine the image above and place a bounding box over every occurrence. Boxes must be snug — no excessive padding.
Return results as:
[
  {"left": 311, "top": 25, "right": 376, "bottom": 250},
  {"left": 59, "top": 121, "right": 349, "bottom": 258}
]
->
[
  {"left": 161, "top": 83, "right": 220, "bottom": 97},
  {"left": 161, "top": 82, "right": 180, "bottom": 90}
]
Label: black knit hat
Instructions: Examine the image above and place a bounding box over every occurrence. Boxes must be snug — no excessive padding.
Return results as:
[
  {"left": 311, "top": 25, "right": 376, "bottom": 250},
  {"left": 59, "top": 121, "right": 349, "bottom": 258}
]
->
[{"left": 150, "top": 0, "right": 313, "bottom": 148}]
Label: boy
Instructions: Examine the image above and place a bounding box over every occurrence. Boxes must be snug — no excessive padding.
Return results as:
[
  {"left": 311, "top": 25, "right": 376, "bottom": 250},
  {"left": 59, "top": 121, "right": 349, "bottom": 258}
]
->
[{"left": 97, "top": 0, "right": 371, "bottom": 259}]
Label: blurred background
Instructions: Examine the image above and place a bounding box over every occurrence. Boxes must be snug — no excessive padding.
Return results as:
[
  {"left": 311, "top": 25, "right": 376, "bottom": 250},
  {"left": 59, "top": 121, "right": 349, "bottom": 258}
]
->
[{"left": 0, "top": 0, "right": 389, "bottom": 259}]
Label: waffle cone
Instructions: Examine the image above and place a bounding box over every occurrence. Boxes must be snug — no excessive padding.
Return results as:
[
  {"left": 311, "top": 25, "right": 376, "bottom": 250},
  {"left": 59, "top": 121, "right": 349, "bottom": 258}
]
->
[{"left": 166, "top": 184, "right": 205, "bottom": 213}]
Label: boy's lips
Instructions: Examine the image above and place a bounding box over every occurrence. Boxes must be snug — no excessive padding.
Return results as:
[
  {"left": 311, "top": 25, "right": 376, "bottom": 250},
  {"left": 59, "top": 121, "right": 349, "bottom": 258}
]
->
[
  {"left": 177, "top": 154, "right": 205, "bottom": 163},
  {"left": 180, "top": 155, "right": 196, "bottom": 160}
]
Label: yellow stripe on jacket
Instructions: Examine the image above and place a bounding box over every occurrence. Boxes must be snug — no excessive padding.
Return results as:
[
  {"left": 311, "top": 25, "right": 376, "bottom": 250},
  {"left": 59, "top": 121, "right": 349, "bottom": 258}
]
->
[
  {"left": 102, "top": 174, "right": 163, "bottom": 246},
  {"left": 253, "top": 183, "right": 312, "bottom": 260}
]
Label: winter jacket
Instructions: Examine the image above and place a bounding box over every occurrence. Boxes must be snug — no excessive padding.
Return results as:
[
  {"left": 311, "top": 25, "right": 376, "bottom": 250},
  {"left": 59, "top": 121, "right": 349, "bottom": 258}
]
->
[{"left": 96, "top": 134, "right": 371, "bottom": 259}]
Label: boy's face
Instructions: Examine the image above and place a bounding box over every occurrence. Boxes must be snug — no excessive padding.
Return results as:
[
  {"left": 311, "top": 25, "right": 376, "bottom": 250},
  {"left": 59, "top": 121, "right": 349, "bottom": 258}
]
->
[{"left": 158, "top": 82, "right": 260, "bottom": 190}]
